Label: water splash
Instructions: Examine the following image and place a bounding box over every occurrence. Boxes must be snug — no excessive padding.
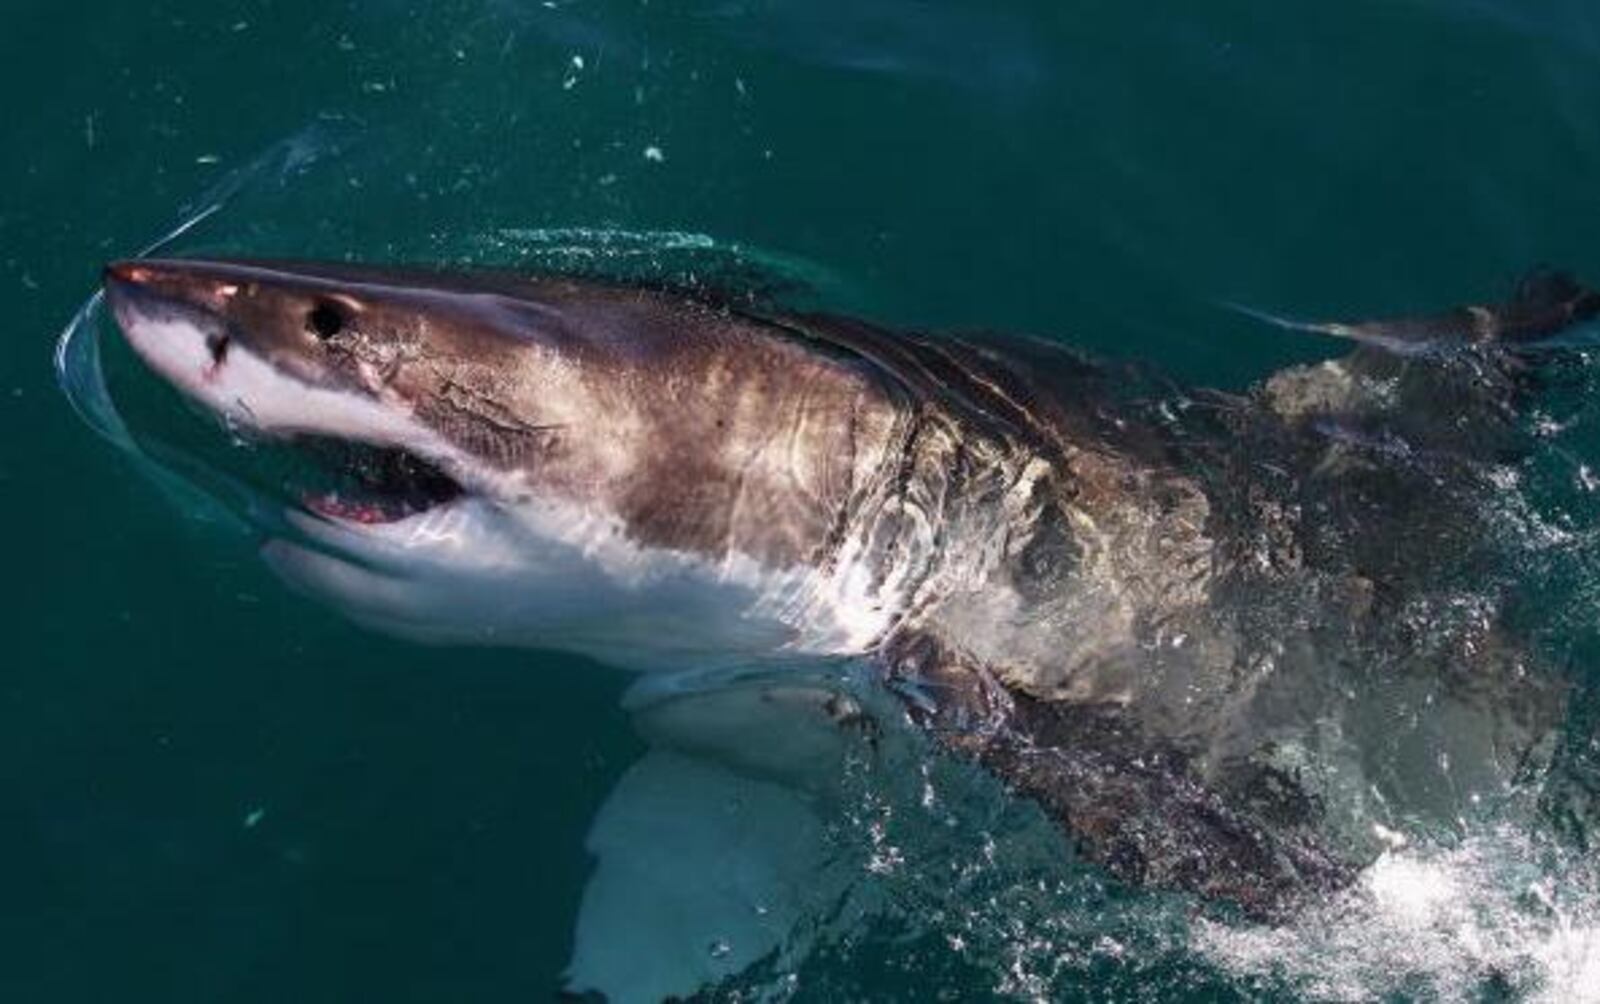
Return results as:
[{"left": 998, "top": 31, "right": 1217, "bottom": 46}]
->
[{"left": 1196, "top": 826, "right": 1600, "bottom": 1001}]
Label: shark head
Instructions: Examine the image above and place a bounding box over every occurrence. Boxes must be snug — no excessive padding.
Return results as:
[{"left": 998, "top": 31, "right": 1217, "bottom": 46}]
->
[{"left": 102, "top": 258, "right": 909, "bottom": 665}]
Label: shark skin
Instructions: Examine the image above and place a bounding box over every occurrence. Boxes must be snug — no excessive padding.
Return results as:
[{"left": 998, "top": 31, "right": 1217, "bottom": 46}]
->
[{"left": 97, "top": 258, "right": 1587, "bottom": 999}]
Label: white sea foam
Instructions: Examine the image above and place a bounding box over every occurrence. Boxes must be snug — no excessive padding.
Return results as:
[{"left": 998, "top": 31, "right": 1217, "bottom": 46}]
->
[{"left": 1195, "top": 826, "right": 1600, "bottom": 1001}]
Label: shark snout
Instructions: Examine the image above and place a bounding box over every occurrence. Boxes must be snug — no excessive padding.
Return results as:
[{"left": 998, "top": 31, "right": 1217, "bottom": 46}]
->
[
  {"left": 102, "top": 259, "right": 147, "bottom": 313},
  {"left": 101, "top": 258, "right": 247, "bottom": 415},
  {"left": 103, "top": 262, "right": 167, "bottom": 356},
  {"left": 103, "top": 259, "right": 196, "bottom": 337},
  {"left": 103, "top": 258, "right": 241, "bottom": 316},
  {"left": 104, "top": 259, "right": 151, "bottom": 286}
]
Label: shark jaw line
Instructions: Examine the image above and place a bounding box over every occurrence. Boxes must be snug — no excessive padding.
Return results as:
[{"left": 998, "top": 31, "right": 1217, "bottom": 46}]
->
[{"left": 108, "top": 300, "right": 492, "bottom": 530}]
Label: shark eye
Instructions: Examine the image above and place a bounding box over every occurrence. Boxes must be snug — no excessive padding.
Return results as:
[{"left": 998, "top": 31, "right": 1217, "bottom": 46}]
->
[{"left": 307, "top": 301, "right": 346, "bottom": 339}]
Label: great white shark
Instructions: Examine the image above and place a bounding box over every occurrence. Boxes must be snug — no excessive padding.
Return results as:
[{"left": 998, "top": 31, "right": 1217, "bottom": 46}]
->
[{"left": 97, "top": 258, "right": 1595, "bottom": 999}]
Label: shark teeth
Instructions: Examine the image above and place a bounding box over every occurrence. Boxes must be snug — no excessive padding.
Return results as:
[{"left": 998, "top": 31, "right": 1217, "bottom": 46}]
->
[
  {"left": 303, "top": 491, "right": 416, "bottom": 524},
  {"left": 294, "top": 438, "right": 465, "bottom": 524}
]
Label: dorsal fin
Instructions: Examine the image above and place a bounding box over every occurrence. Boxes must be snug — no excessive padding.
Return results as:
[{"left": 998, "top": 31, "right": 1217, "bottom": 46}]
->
[{"left": 1234, "top": 268, "right": 1600, "bottom": 356}]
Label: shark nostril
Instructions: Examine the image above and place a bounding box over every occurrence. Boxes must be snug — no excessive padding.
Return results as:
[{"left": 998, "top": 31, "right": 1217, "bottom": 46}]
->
[{"left": 206, "top": 332, "right": 230, "bottom": 365}]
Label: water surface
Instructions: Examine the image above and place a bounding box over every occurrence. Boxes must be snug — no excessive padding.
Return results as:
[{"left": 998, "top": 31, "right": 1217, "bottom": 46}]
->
[{"left": 5, "top": 1, "right": 1600, "bottom": 999}]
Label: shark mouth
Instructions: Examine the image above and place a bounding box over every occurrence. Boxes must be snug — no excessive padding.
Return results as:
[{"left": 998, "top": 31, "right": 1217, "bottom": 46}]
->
[
  {"left": 291, "top": 436, "right": 466, "bottom": 524},
  {"left": 88, "top": 270, "right": 473, "bottom": 529}
]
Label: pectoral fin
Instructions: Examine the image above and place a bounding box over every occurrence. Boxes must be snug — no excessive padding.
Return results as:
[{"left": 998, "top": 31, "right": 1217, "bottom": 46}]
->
[
  {"left": 980, "top": 697, "right": 1355, "bottom": 917},
  {"left": 563, "top": 672, "right": 876, "bottom": 1002},
  {"left": 883, "top": 633, "right": 1352, "bottom": 918},
  {"left": 563, "top": 750, "right": 838, "bottom": 1002}
]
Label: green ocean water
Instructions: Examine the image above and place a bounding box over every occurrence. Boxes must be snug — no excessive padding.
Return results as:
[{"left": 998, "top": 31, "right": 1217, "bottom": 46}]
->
[{"left": 6, "top": 1, "right": 1600, "bottom": 1000}]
